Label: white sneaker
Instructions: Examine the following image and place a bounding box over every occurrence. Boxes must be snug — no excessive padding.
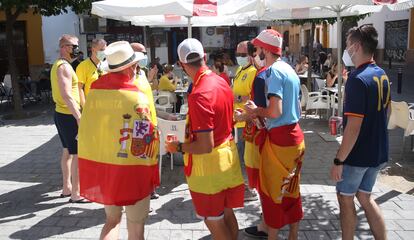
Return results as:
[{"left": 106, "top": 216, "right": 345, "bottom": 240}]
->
[{"left": 244, "top": 187, "right": 258, "bottom": 202}]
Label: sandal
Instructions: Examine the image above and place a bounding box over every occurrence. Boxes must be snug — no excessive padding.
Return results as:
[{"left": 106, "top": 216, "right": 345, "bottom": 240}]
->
[{"left": 68, "top": 198, "right": 91, "bottom": 204}]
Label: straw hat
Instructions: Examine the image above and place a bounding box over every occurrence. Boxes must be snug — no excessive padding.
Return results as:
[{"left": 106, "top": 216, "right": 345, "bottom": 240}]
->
[{"left": 104, "top": 41, "right": 146, "bottom": 72}]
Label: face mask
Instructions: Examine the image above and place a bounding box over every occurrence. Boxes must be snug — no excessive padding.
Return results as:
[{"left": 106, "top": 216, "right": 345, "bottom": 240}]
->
[
  {"left": 70, "top": 45, "right": 80, "bottom": 58},
  {"left": 236, "top": 56, "right": 249, "bottom": 67},
  {"left": 138, "top": 56, "right": 148, "bottom": 68},
  {"left": 342, "top": 49, "right": 354, "bottom": 67},
  {"left": 96, "top": 51, "right": 105, "bottom": 62},
  {"left": 254, "top": 55, "right": 265, "bottom": 68}
]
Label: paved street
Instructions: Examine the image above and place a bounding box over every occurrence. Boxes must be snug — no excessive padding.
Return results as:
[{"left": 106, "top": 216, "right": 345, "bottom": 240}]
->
[{"left": 0, "top": 104, "right": 413, "bottom": 240}]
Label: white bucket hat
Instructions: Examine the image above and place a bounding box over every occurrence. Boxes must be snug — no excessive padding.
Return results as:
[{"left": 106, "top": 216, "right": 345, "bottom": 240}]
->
[{"left": 103, "top": 41, "right": 146, "bottom": 72}]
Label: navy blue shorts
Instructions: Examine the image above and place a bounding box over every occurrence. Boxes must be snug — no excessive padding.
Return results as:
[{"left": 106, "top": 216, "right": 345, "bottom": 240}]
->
[{"left": 54, "top": 111, "right": 78, "bottom": 154}]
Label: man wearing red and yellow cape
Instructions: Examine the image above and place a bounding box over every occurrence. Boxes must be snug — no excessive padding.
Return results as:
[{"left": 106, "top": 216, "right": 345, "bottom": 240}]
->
[
  {"left": 245, "top": 29, "right": 305, "bottom": 240},
  {"left": 78, "top": 41, "right": 159, "bottom": 240}
]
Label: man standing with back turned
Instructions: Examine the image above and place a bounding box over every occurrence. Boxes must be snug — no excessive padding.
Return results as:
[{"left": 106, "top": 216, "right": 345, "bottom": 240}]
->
[
  {"left": 331, "top": 24, "right": 390, "bottom": 240},
  {"left": 166, "top": 38, "right": 244, "bottom": 240}
]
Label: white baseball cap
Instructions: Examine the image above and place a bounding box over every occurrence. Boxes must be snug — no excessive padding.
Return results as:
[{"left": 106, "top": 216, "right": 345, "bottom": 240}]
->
[{"left": 177, "top": 38, "right": 205, "bottom": 63}]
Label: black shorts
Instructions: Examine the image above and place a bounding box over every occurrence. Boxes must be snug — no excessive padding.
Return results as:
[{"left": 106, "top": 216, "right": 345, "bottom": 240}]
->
[{"left": 54, "top": 111, "right": 78, "bottom": 154}]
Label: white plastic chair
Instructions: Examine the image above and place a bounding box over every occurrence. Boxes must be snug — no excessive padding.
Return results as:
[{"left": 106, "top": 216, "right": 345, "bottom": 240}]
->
[
  {"left": 330, "top": 93, "right": 339, "bottom": 116},
  {"left": 157, "top": 117, "right": 186, "bottom": 180},
  {"left": 301, "top": 84, "right": 330, "bottom": 119},
  {"left": 315, "top": 78, "right": 326, "bottom": 91},
  {"left": 387, "top": 101, "right": 414, "bottom": 158},
  {"left": 154, "top": 95, "right": 174, "bottom": 113}
]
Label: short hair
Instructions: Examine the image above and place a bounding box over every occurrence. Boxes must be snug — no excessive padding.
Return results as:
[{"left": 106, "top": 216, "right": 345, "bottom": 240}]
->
[
  {"left": 347, "top": 24, "right": 378, "bottom": 55},
  {"left": 185, "top": 53, "right": 203, "bottom": 67},
  {"left": 59, "top": 34, "right": 78, "bottom": 48},
  {"left": 91, "top": 38, "right": 107, "bottom": 48}
]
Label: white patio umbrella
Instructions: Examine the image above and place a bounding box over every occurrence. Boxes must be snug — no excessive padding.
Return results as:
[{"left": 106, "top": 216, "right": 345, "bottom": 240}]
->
[
  {"left": 92, "top": 0, "right": 264, "bottom": 37},
  {"left": 261, "top": 0, "right": 414, "bottom": 116}
]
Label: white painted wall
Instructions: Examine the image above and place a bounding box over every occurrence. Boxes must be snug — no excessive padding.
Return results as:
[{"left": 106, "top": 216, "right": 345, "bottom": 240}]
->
[
  {"left": 42, "top": 9, "right": 80, "bottom": 63},
  {"left": 328, "top": 7, "right": 409, "bottom": 49},
  {"left": 358, "top": 7, "right": 410, "bottom": 49}
]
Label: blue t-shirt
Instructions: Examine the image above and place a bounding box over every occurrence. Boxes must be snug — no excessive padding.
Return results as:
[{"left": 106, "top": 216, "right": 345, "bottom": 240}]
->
[
  {"left": 253, "top": 68, "right": 267, "bottom": 108},
  {"left": 343, "top": 62, "right": 390, "bottom": 167},
  {"left": 265, "top": 60, "right": 301, "bottom": 129}
]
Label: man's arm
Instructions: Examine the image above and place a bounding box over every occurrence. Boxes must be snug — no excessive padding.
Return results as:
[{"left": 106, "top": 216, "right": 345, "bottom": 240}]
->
[
  {"left": 166, "top": 131, "right": 214, "bottom": 155},
  {"left": 336, "top": 116, "right": 363, "bottom": 161},
  {"left": 246, "top": 96, "right": 282, "bottom": 119},
  {"left": 331, "top": 116, "right": 363, "bottom": 181},
  {"left": 78, "top": 83, "right": 86, "bottom": 108},
  {"left": 57, "top": 64, "right": 81, "bottom": 124}
]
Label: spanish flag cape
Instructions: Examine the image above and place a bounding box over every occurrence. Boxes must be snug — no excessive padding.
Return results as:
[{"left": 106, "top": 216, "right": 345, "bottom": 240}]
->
[
  {"left": 257, "top": 123, "right": 305, "bottom": 204},
  {"left": 243, "top": 67, "right": 267, "bottom": 190},
  {"left": 78, "top": 72, "right": 160, "bottom": 206}
]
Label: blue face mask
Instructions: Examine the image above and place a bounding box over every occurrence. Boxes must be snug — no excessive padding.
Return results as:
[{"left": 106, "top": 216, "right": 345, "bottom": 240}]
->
[
  {"left": 96, "top": 51, "right": 105, "bottom": 62},
  {"left": 138, "top": 56, "right": 148, "bottom": 68}
]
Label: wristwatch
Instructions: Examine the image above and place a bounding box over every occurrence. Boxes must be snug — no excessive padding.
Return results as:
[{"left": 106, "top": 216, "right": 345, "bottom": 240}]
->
[
  {"left": 333, "top": 158, "right": 344, "bottom": 166},
  {"left": 177, "top": 142, "right": 183, "bottom": 153}
]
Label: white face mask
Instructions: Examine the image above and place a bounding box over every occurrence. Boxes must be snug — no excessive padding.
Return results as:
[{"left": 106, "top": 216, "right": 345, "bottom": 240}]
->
[
  {"left": 236, "top": 56, "right": 249, "bottom": 67},
  {"left": 342, "top": 45, "right": 355, "bottom": 67},
  {"left": 138, "top": 56, "right": 148, "bottom": 68},
  {"left": 96, "top": 51, "right": 105, "bottom": 62},
  {"left": 254, "top": 55, "right": 265, "bottom": 68}
]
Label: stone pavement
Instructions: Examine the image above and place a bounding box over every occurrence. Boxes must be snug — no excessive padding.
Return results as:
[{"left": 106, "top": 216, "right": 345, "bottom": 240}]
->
[{"left": 0, "top": 105, "right": 413, "bottom": 240}]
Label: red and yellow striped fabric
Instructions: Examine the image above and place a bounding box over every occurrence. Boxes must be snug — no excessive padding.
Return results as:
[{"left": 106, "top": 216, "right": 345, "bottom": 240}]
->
[
  {"left": 184, "top": 115, "right": 245, "bottom": 217},
  {"left": 257, "top": 123, "right": 305, "bottom": 228},
  {"left": 78, "top": 73, "right": 159, "bottom": 206},
  {"left": 243, "top": 120, "right": 264, "bottom": 189}
]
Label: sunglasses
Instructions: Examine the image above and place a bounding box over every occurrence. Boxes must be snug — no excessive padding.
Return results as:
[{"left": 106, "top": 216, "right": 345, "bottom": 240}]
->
[{"left": 65, "top": 44, "right": 79, "bottom": 49}]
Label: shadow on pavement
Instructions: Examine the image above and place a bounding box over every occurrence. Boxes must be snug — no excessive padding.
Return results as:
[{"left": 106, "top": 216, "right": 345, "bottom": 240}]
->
[{"left": 9, "top": 207, "right": 105, "bottom": 240}]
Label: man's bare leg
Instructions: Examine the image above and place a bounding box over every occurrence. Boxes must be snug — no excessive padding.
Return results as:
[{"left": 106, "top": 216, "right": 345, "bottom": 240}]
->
[
  {"left": 100, "top": 215, "right": 121, "bottom": 240},
  {"left": 356, "top": 192, "right": 386, "bottom": 240},
  {"left": 337, "top": 193, "right": 357, "bottom": 240},
  {"left": 223, "top": 208, "right": 238, "bottom": 240},
  {"left": 60, "top": 148, "right": 72, "bottom": 195},
  {"left": 205, "top": 217, "right": 232, "bottom": 240}
]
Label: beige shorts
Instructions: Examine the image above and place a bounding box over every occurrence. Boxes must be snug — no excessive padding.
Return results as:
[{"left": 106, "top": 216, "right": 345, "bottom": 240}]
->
[{"left": 104, "top": 195, "right": 150, "bottom": 224}]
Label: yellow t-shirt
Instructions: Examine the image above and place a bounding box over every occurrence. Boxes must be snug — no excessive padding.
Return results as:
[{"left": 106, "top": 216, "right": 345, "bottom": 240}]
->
[
  {"left": 76, "top": 58, "right": 103, "bottom": 97},
  {"left": 51, "top": 59, "right": 80, "bottom": 114},
  {"left": 233, "top": 65, "right": 257, "bottom": 128},
  {"left": 158, "top": 74, "right": 176, "bottom": 92},
  {"left": 133, "top": 70, "right": 157, "bottom": 126}
]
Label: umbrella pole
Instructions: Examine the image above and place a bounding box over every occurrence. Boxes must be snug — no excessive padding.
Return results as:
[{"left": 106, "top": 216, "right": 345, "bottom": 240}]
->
[
  {"left": 187, "top": 16, "right": 192, "bottom": 38},
  {"left": 337, "top": 10, "right": 343, "bottom": 117}
]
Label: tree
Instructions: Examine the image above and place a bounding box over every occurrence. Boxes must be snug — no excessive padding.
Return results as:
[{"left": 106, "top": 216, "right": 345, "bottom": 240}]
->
[{"left": 0, "top": 0, "right": 93, "bottom": 117}]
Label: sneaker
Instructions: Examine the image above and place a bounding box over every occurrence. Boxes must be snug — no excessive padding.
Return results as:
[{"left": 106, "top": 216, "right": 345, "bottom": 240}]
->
[
  {"left": 244, "top": 187, "right": 258, "bottom": 202},
  {"left": 243, "top": 226, "right": 268, "bottom": 239}
]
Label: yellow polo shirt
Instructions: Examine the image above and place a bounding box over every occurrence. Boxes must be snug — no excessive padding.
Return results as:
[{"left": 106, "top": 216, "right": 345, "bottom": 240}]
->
[
  {"left": 51, "top": 59, "right": 80, "bottom": 114},
  {"left": 233, "top": 65, "right": 257, "bottom": 128},
  {"left": 76, "top": 58, "right": 104, "bottom": 97},
  {"left": 158, "top": 74, "right": 176, "bottom": 92}
]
